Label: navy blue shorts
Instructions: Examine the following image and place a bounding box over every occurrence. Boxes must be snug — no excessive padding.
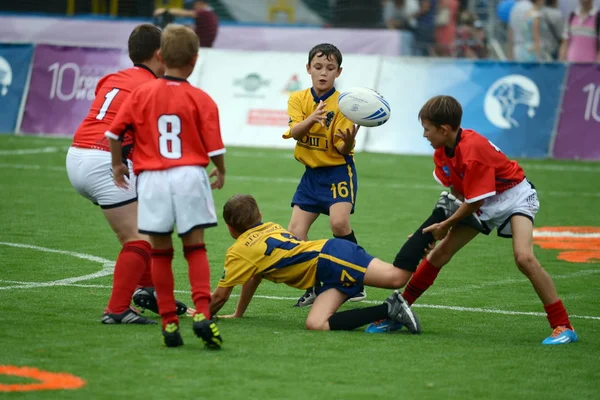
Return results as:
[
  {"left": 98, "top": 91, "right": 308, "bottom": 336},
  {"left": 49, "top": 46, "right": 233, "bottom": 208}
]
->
[
  {"left": 291, "top": 161, "right": 358, "bottom": 216},
  {"left": 316, "top": 239, "right": 374, "bottom": 298}
]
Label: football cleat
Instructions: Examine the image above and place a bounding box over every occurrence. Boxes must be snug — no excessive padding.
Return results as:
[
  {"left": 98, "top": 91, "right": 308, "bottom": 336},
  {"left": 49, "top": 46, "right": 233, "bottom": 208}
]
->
[
  {"left": 133, "top": 287, "right": 188, "bottom": 316},
  {"left": 294, "top": 286, "right": 318, "bottom": 307},
  {"left": 162, "top": 322, "right": 184, "bottom": 347},
  {"left": 542, "top": 326, "right": 578, "bottom": 345},
  {"left": 348, "top": 288, "right": 367, "bottom": 302},
  {"left": 434, "top": 191, "right": 489, "bottom": 234},
  {"left": 101, "top": 307, "right": 157, "bottom": 325},
  {"left": 385, "top": 290, "right": 421, "bottom": 334},
  {"left": 192, "top": 313, "right": 223, "bottom": 350},
  {"left": 364, "top": 319, "right": 404, "bottom": 333}
]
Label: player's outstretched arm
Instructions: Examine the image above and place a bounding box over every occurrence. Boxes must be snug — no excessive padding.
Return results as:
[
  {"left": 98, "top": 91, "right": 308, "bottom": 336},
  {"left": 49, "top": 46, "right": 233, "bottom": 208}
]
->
[
  {"left": 288, "top": 100, "right": 327, "bottom": 140},
  {"left": 227, "top": 276, "right": 263, "bottom": 318},
  {"left": 210, "top": 286, "right": 233, "bottom": 316}
]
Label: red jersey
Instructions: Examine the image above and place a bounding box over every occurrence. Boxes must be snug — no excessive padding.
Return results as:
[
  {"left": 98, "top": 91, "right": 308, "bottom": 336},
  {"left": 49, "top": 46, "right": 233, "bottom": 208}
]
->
[
  {"left": 72, "top": 65, "right": 157, "bottom": 154},
  {"left": 105, "top": 76, "right": 225, "bottom": 174},
  {"left": 432, "top": 129, "right": 525, "bottom": 203}
]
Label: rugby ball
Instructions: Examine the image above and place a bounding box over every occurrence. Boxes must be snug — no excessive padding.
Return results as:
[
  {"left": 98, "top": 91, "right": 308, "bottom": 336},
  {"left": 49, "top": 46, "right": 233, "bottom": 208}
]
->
[{"left": 338, "top": 87, "right": 391, "bottom": 127}]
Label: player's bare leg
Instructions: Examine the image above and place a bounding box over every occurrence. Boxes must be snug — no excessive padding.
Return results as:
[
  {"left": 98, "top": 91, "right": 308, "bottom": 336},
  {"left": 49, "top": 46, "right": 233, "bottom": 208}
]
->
[
  {"left": 102, "top": 202, "right": 148, "bottom": 245},
  {"left": 288, "top": 206, "right": 321, "bottom": 306},
  {"left": 329, "top": 202, "right": 365, "bottom": 301},
  {"left": 510, "top": 215, "right": 576, "bottom": 344},
  {"left": 363, "top": 258, "right": 413, "bottom": 289},
  {"left": 287, "top": 205, "right": 319, "bottom": 240},
  {"left": 305, "top": 289, "right": 347, "bottom": 330}
]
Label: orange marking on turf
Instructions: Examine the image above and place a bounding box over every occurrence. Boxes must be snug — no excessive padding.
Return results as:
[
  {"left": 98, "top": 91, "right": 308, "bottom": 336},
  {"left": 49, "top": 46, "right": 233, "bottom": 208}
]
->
[
  {"left": 533, "top": 227, "right": 600, "bottom": 264},
  {"left": 0, "top": 366, "right": 85, "bottom": 392}
]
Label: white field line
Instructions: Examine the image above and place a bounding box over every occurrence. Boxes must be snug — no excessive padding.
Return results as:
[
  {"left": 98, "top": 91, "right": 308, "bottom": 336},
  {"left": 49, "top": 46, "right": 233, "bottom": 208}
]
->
[
  {"left": 0, "top": 147, "right": 59, "bottom": 156},
  {"left": 0, "top": 162, "right": 598, "bottom": 197},
  {"left": 0, "top": 241, "right": 598, "bottom": 321}
]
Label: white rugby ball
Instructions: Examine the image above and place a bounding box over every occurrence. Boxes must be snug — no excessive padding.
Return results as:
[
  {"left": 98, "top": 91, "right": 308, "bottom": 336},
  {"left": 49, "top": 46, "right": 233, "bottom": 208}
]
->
[{"left": 338, "top": 87, "right": 391, "bottom": 127}]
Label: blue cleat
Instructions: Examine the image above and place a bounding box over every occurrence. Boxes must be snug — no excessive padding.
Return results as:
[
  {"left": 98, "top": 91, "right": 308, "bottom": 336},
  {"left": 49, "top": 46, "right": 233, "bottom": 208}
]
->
[
  {"left": 365, "top": 319, "right": 404, "bottom": 333},
  {"left": 542, "top": 326, "right": 578, "bottom": 345}
]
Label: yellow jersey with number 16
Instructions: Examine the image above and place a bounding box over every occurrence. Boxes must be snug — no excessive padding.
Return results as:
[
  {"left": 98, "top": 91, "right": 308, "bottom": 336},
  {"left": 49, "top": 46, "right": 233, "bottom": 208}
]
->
[
  {"left": 282, "top": 87, "right": 355, "bottom": 168},
  {"left": 218, "top": 222, "right": 327, "bottom": 290}
]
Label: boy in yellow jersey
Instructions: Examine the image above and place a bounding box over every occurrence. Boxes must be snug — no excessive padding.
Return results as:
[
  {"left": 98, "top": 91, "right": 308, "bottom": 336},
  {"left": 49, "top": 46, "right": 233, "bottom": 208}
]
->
[
  {"left": 209, "top": 194, "right": 422, "bottom": 334},
  {"left": 282, "top": 43, "right": 365, "bottom": 307}
]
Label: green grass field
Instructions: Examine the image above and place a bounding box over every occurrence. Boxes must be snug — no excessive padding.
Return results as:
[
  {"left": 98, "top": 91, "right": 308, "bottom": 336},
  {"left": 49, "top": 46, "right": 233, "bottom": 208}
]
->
[{"left": 1, "top": 135, "right": 599, "bottom": 399}]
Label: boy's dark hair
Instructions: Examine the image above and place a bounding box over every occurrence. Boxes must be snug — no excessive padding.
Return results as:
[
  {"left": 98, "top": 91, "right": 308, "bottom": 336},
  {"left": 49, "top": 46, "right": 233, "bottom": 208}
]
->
[
  {"left": 418, "top": 95, "right": 463, "bottom": 130},
  {"left": 308, "top": 43, "right": 343, "bottom": 67},
  {"left": 223, "top": 194, "right": 262, "bottom": 233},
  {"left": 128, "top": 24, "right": 163, "bottom": 64}
]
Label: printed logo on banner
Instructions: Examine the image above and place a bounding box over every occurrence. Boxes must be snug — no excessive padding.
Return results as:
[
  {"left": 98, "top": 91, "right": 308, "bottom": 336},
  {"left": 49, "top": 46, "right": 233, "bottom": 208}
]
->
[
  {"left": 484, "top": 74, "right": 540, "bottom": 129},
  {"left": 47, "top": 63, "right": 113, "bottom": 101},
  {"left": 282, "top": 74, "right": 302, "bottom": 95},
  {"left": 233, "top": 73, "right": 269, "bottom": 97},
  {"left": 0, "top": 56, "right": 12, "bottom": 96}
]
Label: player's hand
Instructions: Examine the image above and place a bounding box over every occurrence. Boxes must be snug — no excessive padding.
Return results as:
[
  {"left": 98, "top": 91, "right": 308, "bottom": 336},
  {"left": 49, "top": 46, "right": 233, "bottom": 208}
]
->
[
  {"left": 153, "top": 7, "right": 166, "bottom": 16},
  {"left": 111, "top": 163, "right": 129, "bottom": 189},
  {"left": 310, "top": 100, "right": 328, "bottom": 127},
  {"left": 209, "top": 168, "right": 225, "bottom": 190},
  {"left": 216, "top": 314, "right": 240, "bottom": 319},
  {"left": 335, "top": 124, "right": 359, "bottom": 144},
  {"left": 423, "top": 222, "right": 450, "bottom": 241},
  {"left": 407, "top": 233, "right": 436, "bottom": 255}
]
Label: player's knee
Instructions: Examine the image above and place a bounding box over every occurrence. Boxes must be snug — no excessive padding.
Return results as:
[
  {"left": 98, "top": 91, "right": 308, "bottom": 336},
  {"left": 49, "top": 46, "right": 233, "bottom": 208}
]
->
[
  {"left": 428, "top": 244, "right": 453, "bottom": 266},
  {"left": 329, "top": 217, "right": 350, "bottom": 237},
  {"left": 390, "top": 271, "right": 410, "bottom": 289},
  {"left": 514, "top": 251, "right": 538, "bottom": 273},
  {"left": 305, "top": 317, "right": 328, "bottom": 331}
]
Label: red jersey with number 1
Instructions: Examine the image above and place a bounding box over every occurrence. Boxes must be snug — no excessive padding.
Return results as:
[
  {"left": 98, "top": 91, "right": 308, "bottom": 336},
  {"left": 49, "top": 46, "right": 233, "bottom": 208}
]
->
[
  {"left": 105, "top": 76, "right": 225, "bottom": 175},
  {"left": 432, "top": 129, "right": 525, "bottom": 203},
  {"left": 71, "top": 65, "right": 157, "bottom": 153}
]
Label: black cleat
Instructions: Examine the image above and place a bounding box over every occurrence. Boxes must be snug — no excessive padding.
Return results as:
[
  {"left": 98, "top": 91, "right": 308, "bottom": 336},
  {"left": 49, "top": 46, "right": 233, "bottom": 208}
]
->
[
  {"left": 133, "top": 287, "right": 188, "bottom": 316},
  {"left": 101, "top": 307, "right": 157, "bottom": 324},
  {"left": 192, "top": 313, "right": 223, "bottom": 350},
  {"left": 162, "top": 323, "right": 184, "bottom": 347}
]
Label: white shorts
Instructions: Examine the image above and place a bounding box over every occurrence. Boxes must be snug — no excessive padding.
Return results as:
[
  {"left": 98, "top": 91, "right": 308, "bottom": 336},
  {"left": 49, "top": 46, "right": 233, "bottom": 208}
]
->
[
  {"left": 478, "top": 179, "right": 539, "bottom": 238},
  {"left": 137, "top": 166, "right": 217, "bottom": 236},
  {"left": 66, "top": 147, "right": 137, "bottom": 209}
]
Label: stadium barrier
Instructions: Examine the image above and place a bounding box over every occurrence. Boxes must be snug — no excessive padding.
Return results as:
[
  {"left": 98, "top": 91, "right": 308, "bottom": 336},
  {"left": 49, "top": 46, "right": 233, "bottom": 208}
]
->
[
  {"left": 1, "top": 42, "right": 599, "bottom": 160},
  {"left": 0, "top": 43, "right": 33, "bottom": 133}
]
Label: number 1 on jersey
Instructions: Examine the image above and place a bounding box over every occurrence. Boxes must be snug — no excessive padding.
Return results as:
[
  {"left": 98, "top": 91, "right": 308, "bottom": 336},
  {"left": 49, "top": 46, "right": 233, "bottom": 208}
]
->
[
  {"left": 96, "top": 88, "right": 120, "bottom": 121},
  {"left": 158, "top": 115, "right": 182, "bottom": 159}
]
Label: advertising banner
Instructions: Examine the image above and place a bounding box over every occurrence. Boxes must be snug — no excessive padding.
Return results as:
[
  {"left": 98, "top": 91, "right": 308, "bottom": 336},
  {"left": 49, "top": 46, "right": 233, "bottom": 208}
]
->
[
  {"left": 189, "top": 48, "right": 381, "bottom": 150},
  {"left": 553, "top": 64, "right": 600, "bottom": 160},
  {"left": 367, "top": 59, "right": 566, "bottom": 158},
  {"left": 20, "top": 44, "right": 130, "bottom": 135},
  {"left": 0, "top": 44, "right": 34, "bottom": 133}
]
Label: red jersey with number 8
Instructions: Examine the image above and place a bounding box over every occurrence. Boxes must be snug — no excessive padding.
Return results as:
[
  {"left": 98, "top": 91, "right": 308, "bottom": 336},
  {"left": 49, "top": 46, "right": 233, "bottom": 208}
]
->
[
  {"left": 105, "top": 76, "right": 225, "bottom": 174},
  {"left": 432, "top": 129, "right": 525, "bottom": 203},
  {"left": 71, "top": 65, "right": 157, "bottom": 154}
]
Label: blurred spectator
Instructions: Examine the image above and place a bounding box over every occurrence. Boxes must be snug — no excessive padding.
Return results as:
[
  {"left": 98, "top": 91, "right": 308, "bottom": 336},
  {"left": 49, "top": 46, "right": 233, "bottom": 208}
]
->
[
  {"left": 517, "top": 0, "right": 552, "bottom": 61},
  {"left": 434, "top": 0, "right": 459, "bottom": 56},
  {"left": 508, "top": 0, "right": 534, "bottom": 60},
  {"left": 153, "top": 0, "right": 219, "bottom": 48},
  {"left": 559, "top": 0, "right": 600, "bottom": 62},
  {"left": 455, "top": 11, "right": 488, "bottom": 58},
  {"left": 414, "top": 0, "right": 438, "bottom": 56},
  {"left": 330, "top": 0, "right": 384, "bottom": 28},
  {"left": 383, "top": 0, "right": 420, "bottom": 31},
  {"left": 541, "top": 0, "right": 564, "bottom": 59}
]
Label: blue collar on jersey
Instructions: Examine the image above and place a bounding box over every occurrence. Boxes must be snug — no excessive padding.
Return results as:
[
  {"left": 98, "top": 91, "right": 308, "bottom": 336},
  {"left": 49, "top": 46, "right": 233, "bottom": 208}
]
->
[
  {"left": 311, "top": 87, "right": 336, "bottom": 103},
  {"left": 134, "top": 63, "right": 158, "bottom": 78},
  {"left": 444, "top": 128, "right": 462, "bottom": 158},
  {"left": 162, "top": 75, "right": 188, "bottom": 82}
]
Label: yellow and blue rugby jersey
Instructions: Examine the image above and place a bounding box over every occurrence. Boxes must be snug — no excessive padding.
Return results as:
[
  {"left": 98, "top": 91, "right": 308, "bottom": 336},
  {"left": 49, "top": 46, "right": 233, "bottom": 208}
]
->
[
  {"left": 218, "top": 222, "right": 327, "bottom": 290},
  {"left": 282, "top": 87, "right": 355, "bottom": 168}
]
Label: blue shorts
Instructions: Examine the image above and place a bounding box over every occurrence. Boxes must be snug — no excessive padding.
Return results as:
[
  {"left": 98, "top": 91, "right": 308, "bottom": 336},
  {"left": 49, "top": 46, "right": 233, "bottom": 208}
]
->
[
  {"left": 291, "top": 160, "right": 358, "bottom": 216},
  {"left": 316, "top": 239, "right": 374, "bottom": 298}
]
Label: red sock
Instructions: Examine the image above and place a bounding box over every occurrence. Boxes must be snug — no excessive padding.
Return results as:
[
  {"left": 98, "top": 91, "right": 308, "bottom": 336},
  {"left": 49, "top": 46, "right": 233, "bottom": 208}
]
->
[
  {"left": 106, "top": 240, "right": 151, "bottom": 314},
  {"left": 151, "top": 248, "right": 178, "bottom": 328},
  {"left": 544, "top": 299, "right": 573, "bottom": 330},
  {"left": 137, "top": 259, "right": 154, "bottom": 288},
  {"left": 184, "top": 244, "right": 212, "bottom": 319},
  {"left": 402, "top": 259, "right": 441, "bottom": 305}
]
